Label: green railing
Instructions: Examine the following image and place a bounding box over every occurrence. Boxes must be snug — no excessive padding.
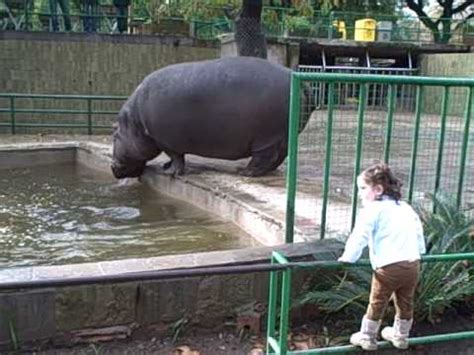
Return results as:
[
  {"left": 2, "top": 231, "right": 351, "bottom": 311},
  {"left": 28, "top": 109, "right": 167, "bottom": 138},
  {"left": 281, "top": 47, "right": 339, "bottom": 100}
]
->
[
  {"left": 286, "top": 73, "right": 474, "bottom": 243},
  {"left": 266, "top": 251, "right": 474, "bottom": 354},
  {"left": 0, "top": 93, "right": 126, "bottom": 135},
  {"left": 2, "top": 1, "right": 473, "bottom": 45}
]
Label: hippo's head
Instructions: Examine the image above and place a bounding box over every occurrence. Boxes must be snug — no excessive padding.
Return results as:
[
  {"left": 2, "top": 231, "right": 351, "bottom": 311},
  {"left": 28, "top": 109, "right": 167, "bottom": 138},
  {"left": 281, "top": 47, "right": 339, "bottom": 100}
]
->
[{"left": 111, "top": 107, "right": 160, "bottom": 179}]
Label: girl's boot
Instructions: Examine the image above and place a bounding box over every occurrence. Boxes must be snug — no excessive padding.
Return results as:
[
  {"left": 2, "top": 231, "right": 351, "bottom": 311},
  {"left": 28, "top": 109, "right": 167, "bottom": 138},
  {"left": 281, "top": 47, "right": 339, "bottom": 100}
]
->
[
  {"left": 349, "top": 316, "right": 381, "bottom": 351},
  {"left": 381, "top": 317, "right": 413, "bottom": 349}
]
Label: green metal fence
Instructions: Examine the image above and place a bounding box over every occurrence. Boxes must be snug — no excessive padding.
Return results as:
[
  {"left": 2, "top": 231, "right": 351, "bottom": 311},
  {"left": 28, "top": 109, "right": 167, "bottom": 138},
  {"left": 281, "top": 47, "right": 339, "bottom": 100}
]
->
[
  {"left": 0, "top": 93, "right": 125, "bottom": 135},
  {"left": 2, "top": 1, "right": 473, "bottom": 45},
  {"left": 286, "top": 73, "right": 473, "bottom": 243},
  {"left": 266, "top": 251, "right": 474, "bottom": 355}
]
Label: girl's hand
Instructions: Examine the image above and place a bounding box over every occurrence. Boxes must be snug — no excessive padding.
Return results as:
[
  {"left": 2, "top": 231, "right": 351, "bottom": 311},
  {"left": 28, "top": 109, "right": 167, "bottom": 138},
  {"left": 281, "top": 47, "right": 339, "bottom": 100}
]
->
[{"left": 337, "top": 257, "right": 352, "bottom": 263}]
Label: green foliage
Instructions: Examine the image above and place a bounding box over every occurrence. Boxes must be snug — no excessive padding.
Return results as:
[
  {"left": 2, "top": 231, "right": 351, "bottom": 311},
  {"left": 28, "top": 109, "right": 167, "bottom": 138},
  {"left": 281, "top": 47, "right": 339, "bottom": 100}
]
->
[{"left": 296, "top": 193, "right": 473, "bottom": 325}]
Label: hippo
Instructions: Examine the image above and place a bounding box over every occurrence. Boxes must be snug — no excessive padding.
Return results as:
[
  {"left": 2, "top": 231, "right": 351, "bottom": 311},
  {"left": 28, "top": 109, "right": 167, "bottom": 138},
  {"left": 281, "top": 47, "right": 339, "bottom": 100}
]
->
[{"left": 111, "top": 56, "right": 307, "bottom": 179}]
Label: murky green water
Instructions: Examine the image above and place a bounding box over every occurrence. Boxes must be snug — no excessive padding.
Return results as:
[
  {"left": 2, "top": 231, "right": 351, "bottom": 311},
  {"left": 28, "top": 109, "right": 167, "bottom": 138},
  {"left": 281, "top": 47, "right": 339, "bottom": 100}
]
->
[{"left": 0, "top": 163, "right": 258, "bottom": 267}]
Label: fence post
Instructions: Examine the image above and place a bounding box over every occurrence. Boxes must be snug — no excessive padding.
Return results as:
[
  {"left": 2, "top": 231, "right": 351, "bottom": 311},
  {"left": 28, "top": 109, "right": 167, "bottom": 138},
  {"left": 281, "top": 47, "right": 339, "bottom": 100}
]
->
[
  {"left": 456, "top": 86, "right": 473, "bottom": 208},
  {"left": 320, "top": 82, "right": 335, "bottom": 240},
  {"left": 285, "top": 75, "right": 301, "bottom": 244},
  {"left": 10, "top": 96, "right": 16, "bottom": 135},
  {"left": 384, "top": 84, "right": 396, "bottom": 163},
  {"left": 434, "top": 87, "right": 449, "bottom": 197},
  {"left": 351, "top": 83, "right": 367, "bottom": 229},
  {"left": 408, "top": 85, "right": 424, "bottom": 203}
]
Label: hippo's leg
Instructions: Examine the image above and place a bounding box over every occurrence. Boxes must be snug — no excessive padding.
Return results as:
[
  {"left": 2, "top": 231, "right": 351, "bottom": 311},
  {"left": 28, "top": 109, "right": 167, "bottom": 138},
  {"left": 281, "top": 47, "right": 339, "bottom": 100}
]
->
[
  {"left": 163, "top": 151, "right": 185, "bottom": 176},
  {"left": 241, "top": 143, "right": 286, "bottom": 177}
]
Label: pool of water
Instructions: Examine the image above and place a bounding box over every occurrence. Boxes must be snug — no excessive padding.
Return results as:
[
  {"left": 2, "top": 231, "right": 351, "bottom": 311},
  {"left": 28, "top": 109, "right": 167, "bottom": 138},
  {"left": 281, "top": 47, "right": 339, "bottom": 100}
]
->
[{"left": 0, "top": 163, "right": 259, "bottom": 267}]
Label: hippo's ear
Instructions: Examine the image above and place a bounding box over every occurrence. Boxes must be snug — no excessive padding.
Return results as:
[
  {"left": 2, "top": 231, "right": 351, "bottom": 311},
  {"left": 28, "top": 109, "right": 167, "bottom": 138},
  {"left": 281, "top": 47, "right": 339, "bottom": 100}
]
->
[{"left": 118, "top": 109, "right": 129, "bottom": 128}]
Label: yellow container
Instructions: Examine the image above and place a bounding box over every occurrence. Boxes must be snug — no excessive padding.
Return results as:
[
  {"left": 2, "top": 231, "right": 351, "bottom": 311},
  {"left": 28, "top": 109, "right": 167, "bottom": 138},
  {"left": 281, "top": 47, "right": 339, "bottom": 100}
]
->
[{"left": 354, "top": 18, "right": 376, "bottom": 42}]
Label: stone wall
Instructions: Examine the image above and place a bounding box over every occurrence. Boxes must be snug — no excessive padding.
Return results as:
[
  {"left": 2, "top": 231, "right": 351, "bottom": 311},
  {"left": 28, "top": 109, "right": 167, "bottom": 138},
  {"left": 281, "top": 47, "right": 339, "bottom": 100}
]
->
[
  {"left": 419, "top": 53, "right": 474, "bottom": 116},
  {"left": 0, "top": 32, "right": 220, "bottom": 96}
]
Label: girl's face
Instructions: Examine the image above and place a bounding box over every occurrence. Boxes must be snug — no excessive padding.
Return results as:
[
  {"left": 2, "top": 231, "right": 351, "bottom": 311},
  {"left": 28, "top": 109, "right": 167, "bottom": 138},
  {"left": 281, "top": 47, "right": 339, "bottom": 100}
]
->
[{"left": 357, "top": 175, "right": 383, "bottom": 206}]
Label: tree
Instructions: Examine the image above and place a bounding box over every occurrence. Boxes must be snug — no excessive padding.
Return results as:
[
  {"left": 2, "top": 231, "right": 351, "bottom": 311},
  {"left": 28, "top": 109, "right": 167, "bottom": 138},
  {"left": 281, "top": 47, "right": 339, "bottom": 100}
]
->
[
  {"left": 233, "top": 0, "right": 268, "bottom": 58},
  {"left": 405, "top": 0, "right": 474, "bottom": 43}
]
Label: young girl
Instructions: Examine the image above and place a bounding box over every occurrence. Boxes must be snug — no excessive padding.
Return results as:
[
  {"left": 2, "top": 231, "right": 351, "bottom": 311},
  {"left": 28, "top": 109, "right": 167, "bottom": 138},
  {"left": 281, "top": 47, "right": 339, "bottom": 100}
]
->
[{"left": 338, "top": 162, "right": 426, "bottom": 351}]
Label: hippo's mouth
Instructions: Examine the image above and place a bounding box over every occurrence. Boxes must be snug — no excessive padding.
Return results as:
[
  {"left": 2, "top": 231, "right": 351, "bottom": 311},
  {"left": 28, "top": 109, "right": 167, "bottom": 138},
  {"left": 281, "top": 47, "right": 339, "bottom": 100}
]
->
[{"left": 111, "top": 161, "right": 146, "bottom": 179}]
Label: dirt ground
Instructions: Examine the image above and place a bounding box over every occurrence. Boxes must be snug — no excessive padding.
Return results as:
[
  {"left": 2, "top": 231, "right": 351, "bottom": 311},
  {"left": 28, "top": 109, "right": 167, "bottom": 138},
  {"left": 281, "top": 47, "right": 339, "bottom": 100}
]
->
[{"left": 35, "top": 312, "right": 474, "bottom": 355}]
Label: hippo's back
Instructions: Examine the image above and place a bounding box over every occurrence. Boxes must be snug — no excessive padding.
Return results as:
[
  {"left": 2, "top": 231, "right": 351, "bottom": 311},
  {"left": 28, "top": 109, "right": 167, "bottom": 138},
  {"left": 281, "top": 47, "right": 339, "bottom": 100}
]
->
[{"left": 134, "top": 57, "right": 292, "bottom": 159}]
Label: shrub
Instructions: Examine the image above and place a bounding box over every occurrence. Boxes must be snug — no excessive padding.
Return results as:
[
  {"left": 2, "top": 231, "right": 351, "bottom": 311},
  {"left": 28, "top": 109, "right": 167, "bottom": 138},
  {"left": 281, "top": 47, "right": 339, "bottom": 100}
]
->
[{"left": 296, "top": 193, "right": 473, "bottom": 324}]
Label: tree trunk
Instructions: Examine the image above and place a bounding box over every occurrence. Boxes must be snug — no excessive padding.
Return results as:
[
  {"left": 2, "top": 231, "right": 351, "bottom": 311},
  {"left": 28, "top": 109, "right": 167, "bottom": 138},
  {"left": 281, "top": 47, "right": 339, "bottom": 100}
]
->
[{"left": 234, "top": 0, "right": 267, "bottom": 59}]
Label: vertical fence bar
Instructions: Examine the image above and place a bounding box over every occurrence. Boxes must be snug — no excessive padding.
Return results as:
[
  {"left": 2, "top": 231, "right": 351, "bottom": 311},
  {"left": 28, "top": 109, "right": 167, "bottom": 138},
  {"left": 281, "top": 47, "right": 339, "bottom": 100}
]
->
[
  {"left": 408, "top": 85, "right": 424, "bottom": 203},
  {"left": 285, "top": 75, "right": 301, "bottom": 244},
  {"left": 456, "top": 86, "right": 472, "bottom": 208},
  {"left": 10, "top": 96, "right": 16, "bottom": 135},
  {"left": 384, "top": 84, "right": 396, "bottom": 163},
  {"left": 434, "top": 86, "right": 449, "bottom": 196},
  {"left": 266, "top": 255, "right": 279, "bottom": 354},
  {"left": 278, "top": 261, "right": 291, "bottom": 355},
  {"left": 87, "top": 98, "right": 93, "bottom": 135},
  {"left": 351, "top": 83, "right": 367, "bottom": 229},
  {"left": 320, "top": 83, "right": 335, "bottom": 240}
]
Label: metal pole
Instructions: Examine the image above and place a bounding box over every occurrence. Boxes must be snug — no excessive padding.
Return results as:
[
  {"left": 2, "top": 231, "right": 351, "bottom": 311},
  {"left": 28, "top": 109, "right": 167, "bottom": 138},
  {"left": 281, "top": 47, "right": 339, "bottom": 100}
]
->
[
  {"left": 434, "top": 87, "right": 449, "bottom": 196},
  {"left": 456, "top": 87, "right": 472, "bottom": 208},
  {"left": 350, "top": 84, "right": 367, "bottom": 229},
  {"left": 320, "top": 83, "right": 335, "bottom": 240},
  {"left": 384, "top": 84, "right": 396, "bottom": 163},
  {"left": 285, "top": 75, "right": 301, "bottom": 244},
  {"left": 408, "top": 85, "right": 424, "bottom": 203}
]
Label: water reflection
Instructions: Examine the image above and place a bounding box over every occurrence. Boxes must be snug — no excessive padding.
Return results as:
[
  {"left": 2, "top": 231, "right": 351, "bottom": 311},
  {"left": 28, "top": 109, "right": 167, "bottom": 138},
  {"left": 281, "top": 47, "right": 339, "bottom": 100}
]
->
[{"left": 0, "top": 163, "right": 258, "bottom": 267}]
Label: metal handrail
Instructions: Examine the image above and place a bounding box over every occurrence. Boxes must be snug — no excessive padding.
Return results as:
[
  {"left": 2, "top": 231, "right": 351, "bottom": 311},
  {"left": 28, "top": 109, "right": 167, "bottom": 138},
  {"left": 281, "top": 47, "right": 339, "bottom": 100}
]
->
[
  {"left": 0, "top": 93, "right": 126, "bottom": 134},
  {"left": 267, "top": 252, "right": 474, "bottom": 354}
]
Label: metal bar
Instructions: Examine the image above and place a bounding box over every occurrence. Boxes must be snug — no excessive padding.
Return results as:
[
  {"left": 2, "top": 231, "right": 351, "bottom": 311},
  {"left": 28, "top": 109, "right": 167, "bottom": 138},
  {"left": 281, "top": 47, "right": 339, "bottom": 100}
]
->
[
  {"left": 298, "top": 66, "right": 418, "bottom": 73},
  {"left": 434, "top": 87, "right": 449, "bottom": 196},
  {"left": 266, "top": 257, "right": 279, "bottom": 354},
  {"left": 87, "top": 99, "right": 93, "bottom": 135},
  {"left": 267, "top": 337, "right": 280, "bottom": 354},
  {"left": 287, "top": 331, "right": 474, "bottom": 354},
  {"left": 1, "top": 253, "right": 472, "bottom": 291},
  {"left": 285, "top": 75, "right": 301, "bottom": 244},
  {"left": 0, "top": 109, "right": 118, "bottom": 115},
  {"left": 10, "top": 96, "right": 16, "bottom": 134},
  {"left": 0, "top": 123, "right": 97, "bottom": 128},
  {"left": 350, "top": 84, "right": 367, "bottom": 229},
  {"left": 408, "top": 85, "right": 424, "bottom": 203},
  {"left": 278, "top": 267, "right": 291, "bottom": 355},
  {"left": 384, "top": 84, "right": 396, "bottom": 163},
  {"left": 293, "top": 73, "right": 474, "bottom": 87},
  {"left": 456, "top": 86, "right": 472, "bottom": 208},
  {"left": 320, "top": 83, "right": 335, "bottom": 240},
  {"left": 0, "top": 93, "right": 126, "bottom": 100}
]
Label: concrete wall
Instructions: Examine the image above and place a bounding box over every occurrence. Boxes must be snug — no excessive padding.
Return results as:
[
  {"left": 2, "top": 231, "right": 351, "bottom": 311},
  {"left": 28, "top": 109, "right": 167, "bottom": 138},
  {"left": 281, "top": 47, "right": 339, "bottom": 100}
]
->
[
  {"left": 0, "top": 32, "right": 220, "bottom": 96},
  {"left": 419, "top": 53, "right": 474, "bottom": 116}
]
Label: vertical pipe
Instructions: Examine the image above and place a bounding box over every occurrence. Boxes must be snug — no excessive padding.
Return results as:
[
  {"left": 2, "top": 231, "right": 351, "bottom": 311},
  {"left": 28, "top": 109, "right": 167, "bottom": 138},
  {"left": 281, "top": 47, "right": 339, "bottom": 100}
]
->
[
  {"left": 384, "top": 84, "right": 396, "bottom": 163},
  {"left": 285, "top": 75, "right": 301, "bottom": 244},
  {"left": 320, "top": 83, "right": 335, "bottom": 240},
  {"left": 351, "top": 84, "right": 367, "bottom": 229},
  {"left": 456, "top": 87, "right": 472, "bottom": 208},
  {"left": 266, "top": 254, "right": 278, "bottom": 354},
  {"left": 87, "top": 99, "right": 93, "bottom": 135},
  {"left": 408, "top": 85, "right": 424, "bottom": 203},
  {"left": 278, "top": 267, "right": 291, "bottom": 355},
  {"left": 434, "top": 87, "right": 449, "bottom": 196},
  {"left": 10, "top": 96, "right": 16, "bottom": 135}
]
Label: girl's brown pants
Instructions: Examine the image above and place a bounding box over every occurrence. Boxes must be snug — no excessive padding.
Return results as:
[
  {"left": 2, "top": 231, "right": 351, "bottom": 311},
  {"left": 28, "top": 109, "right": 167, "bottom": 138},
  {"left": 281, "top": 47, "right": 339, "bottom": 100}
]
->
[{"left": 366, "top": 260, "right": 420, "bottom": 321}]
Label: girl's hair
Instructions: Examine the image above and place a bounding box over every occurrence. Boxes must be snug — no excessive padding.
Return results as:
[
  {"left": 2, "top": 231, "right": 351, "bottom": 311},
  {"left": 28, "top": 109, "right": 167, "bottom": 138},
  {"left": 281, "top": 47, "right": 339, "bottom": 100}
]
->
[{"left": 361, "top": 162, "right": 402, "bottom": 201}]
